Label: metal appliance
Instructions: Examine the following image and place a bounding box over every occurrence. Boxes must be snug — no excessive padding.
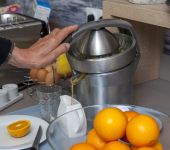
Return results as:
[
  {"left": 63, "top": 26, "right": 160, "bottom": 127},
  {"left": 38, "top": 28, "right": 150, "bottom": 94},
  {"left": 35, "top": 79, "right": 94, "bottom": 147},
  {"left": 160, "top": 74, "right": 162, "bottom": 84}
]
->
[
  {"left": 0, "top": 13, "right": 49, "bottom": 48},
  {"left": 66, "top": 19, "right": 140, "bottom": 106}
]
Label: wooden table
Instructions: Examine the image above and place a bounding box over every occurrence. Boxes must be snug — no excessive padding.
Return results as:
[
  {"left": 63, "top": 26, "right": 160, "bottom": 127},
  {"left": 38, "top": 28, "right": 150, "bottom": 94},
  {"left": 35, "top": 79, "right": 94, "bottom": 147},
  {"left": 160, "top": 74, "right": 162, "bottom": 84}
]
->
[{"left": 103, "top": 0, "right": 170, "bottom": 84}]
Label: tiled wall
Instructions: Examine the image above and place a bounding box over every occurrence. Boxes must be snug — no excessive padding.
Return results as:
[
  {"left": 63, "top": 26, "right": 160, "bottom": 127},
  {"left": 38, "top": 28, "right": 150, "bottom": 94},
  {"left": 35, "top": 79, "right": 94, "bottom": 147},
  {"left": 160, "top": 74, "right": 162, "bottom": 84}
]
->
[{"left": 7, "top": 0, "right": 102, "bottom": 27}]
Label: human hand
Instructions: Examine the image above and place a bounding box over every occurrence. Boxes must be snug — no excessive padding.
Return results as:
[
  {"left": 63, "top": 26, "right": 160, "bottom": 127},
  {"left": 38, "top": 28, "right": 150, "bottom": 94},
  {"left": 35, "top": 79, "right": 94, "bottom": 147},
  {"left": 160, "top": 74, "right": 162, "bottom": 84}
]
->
[{"left": 8, "top": 25, "right": 78, "bottom": 68}]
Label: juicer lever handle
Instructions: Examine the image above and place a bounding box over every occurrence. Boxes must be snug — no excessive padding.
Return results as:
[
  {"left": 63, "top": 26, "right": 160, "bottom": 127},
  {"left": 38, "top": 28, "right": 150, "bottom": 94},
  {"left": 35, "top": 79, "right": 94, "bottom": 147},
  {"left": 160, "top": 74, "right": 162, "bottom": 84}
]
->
[{"left": 65, "top": 19, "right": 140, "bottom": 56}]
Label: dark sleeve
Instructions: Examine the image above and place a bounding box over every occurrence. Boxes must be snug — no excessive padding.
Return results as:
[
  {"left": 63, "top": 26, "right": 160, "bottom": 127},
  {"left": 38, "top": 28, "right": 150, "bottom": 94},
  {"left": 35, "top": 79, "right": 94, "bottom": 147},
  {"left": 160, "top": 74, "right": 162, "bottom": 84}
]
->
[{"left": 0, "top": 37, "right": 12, "bottom": 65}]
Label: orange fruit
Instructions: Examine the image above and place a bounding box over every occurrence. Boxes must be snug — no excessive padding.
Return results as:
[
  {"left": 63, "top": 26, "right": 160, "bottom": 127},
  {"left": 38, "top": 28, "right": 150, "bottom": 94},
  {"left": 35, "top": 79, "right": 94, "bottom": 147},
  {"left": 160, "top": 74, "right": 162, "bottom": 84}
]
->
[
  {"left": 7, "top": 120, "right": 31, "bottom": 138},
  {"left": 121, "top": 111, "right": 140, "bottom": 143},
  {"left": 126, "top": 114, "right": 160, "bottom": 147},
  {"left": 30, "top": 68, "right": 39, "bottom": 80},
  {"left": 134, "top": 147, "right": 156, "bottom": 150},
  {"left": 37, "top": 69, "right": 47, "bottom": 82},
  {"left": 103, "top": 141, "right": 131, "bottom": 150},
  {"left": 94, "top": 107, "right": 127, "bottom": 141},
  {"left": 152, "top": 142, "right": 163, "bottom": 150},
  {"left": 45, "top": 64, "right": 53, "bottom": 72},
  {"left": 86, "top": 129, "right": 106, "bottom": 150},
  {"left": 124, "top": 111, "right": 140, "bottom": 122},
  {"left": 132, "top": 142, "right": 163, "bottom": 150},
  {"left": 131, "top": 146, "right": 137, "bottom": 150},
  {"left": 70, "top": 143, "right": 96, "bottom": 150}
]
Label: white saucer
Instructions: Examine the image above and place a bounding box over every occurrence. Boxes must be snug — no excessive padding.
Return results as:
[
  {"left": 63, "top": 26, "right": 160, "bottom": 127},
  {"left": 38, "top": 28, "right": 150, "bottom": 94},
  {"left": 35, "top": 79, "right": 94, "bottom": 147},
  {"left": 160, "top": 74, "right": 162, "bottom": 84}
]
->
[
  {"left": 0, "top": 93, "right": 23, "bottom": 112},
  {"left": 0, "top": 115, "right": 49, "bottom": 150}
]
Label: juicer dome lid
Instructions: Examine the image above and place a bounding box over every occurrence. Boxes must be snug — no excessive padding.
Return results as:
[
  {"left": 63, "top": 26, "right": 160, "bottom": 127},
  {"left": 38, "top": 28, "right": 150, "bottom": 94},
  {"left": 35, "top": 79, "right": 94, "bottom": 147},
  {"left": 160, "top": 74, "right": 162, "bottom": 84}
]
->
[
  {"left": 66, "top": 19, "right": 140, "bottom": 73},
  {"left": 67, "top": 32, "right": 137, "bottom": 73},
  {"left": 71, "top": 28, "right": 120, "bottom": 58}
]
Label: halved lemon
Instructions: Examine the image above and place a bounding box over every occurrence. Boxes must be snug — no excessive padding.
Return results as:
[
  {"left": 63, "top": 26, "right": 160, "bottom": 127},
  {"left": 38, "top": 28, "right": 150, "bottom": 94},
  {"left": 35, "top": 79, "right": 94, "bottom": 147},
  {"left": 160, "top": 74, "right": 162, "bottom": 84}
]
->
[
  {"left": 56, "top": 53, "right": 72, "bottom": 77},
  {"left": 7, "top": 120, "right": 31, "bottom": 138}
]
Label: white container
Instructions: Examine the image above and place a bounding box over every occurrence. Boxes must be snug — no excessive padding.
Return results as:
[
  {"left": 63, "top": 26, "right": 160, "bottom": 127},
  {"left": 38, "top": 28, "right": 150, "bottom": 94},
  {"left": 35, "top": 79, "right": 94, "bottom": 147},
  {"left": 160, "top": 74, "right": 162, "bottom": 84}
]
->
[
  {"left": 2, "top": 84, "right": 18, "bottom": 100},
  {"left": 57, "top": 95, "right": 87, "bottom": 138},
  {"left": 33, "top": 0, "right": 51, "bottom": 23},
  {"left": 0, "top": 89, "right": 8, "bottom": 106}
]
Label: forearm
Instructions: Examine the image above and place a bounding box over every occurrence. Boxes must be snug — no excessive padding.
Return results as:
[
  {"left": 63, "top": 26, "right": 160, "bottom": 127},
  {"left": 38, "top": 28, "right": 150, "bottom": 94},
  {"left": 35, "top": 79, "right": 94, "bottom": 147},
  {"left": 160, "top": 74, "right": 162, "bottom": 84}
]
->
[{"left": 0, "top": 37, "right": 28, "bottom": 68}]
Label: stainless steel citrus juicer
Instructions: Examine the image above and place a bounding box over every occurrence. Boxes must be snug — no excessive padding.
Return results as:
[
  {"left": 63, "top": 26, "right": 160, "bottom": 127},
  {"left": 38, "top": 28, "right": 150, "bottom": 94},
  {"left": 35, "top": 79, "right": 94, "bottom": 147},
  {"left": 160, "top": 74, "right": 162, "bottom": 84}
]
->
[{"left": 66, "top": 19, "right": 140, "bottom": 106}]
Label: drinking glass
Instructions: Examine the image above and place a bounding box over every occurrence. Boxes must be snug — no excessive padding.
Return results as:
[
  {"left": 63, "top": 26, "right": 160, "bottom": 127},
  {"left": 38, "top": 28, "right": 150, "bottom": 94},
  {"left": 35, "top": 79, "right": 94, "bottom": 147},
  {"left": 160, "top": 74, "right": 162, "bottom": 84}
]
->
[{"left": 36, "top": 84, "right": 62, "bottom": 122}]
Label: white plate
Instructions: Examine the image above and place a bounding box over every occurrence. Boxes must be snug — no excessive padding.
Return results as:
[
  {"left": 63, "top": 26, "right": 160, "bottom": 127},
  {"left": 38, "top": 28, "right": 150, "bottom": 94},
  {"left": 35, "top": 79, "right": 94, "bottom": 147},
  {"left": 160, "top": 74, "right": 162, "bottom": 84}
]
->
[{"left": 0, "top": 115, "right": 49, "bottom": 150}]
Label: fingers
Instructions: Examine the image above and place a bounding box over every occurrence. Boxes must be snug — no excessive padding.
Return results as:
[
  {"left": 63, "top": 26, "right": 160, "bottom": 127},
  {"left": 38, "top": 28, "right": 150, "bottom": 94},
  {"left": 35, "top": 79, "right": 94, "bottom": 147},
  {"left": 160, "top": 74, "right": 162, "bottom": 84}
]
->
[
  {"left": 31, "top": 28, "right": 61, "bottom": 48},
  {"left": 32, "top": 25, "right": 77, "bottom": 50},
  {"left": 55, "top": 25, "right": 78, "bottom": 45},
  {"left": 41, "top": 43, "right": 70, "bottom": 66},
  {"left": 51, "top": 28, "right": 61, "bottom": 36},
  {"left": 31, "top": 38, "right": 43, "bottom": 48},
  {"left": 31, "top": 37, "right": 67, "bottom": 56},
  {"left": 19, "top": 25, "right": 78, "bottom": 68},
  {"left": 31, "top": 25, "right": 78, "bottom": 56},
  {"left": 42, "top": 28, "right": 61, "bottom": 41},
  {"left": 49, "top": 43, "right": 70, "bottom": 58},
  {"left": 30, "top": 43, "right": 70, "bottom": 68},
  {"left": 38, "top": 25, "right": 78, "bottom": 53}
]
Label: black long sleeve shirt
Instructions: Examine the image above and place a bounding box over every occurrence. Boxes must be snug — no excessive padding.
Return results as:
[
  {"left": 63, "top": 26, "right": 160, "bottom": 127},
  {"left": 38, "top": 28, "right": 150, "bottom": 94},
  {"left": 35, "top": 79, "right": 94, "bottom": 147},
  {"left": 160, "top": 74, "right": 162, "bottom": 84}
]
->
[{"left": 0, "top": 37, "right": 12, "bottom": 65}]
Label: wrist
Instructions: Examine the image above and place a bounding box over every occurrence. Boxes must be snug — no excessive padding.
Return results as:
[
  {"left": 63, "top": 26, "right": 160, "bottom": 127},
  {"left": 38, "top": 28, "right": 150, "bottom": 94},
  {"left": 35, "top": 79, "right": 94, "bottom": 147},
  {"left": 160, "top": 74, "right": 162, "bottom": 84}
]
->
[{"left": 7, "top": 46, "right": 27, "bottom": 68}]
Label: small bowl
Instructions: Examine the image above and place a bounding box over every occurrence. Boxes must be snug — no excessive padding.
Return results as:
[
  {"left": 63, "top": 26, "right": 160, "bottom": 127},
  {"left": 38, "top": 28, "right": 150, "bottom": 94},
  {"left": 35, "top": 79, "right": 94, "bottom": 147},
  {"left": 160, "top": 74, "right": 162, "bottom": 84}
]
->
[
  {"left": 47, "top": 105, "right": 170, "bottom": 150},
  {"left": 7, "top": 120, "right": 31, "bottom": 138}
]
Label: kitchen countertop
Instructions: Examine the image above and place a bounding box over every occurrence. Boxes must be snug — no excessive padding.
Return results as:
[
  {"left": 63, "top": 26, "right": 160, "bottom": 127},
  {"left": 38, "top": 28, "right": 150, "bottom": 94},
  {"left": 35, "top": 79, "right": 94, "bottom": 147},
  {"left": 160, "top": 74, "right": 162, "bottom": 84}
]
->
[
  {"left": 1, "top": 79, "right": 170, "bottom": 116},
  {"left": 134, "top": 79, "right": 170, "bottom": 115}
]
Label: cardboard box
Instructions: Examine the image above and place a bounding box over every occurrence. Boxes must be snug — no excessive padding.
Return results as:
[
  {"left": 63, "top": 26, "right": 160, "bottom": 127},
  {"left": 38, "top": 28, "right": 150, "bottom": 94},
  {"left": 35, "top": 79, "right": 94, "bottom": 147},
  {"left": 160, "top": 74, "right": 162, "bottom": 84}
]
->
[
  {"left": 33, "top": 0, "right": 51, "bottom": 23},
  {"left": 0, "top": 4, "right": 21, "bottom": 14}
]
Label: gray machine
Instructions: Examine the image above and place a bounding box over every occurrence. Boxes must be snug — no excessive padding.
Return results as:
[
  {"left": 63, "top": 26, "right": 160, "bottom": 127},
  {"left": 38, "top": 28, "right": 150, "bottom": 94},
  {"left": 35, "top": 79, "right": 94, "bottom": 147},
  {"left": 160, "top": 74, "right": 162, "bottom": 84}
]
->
[
  {"left": 0, "top": 13, "right": 49, "bottom": 48},
  {"left": 67, "top": 19, "right": 140, "bottom": 106}
]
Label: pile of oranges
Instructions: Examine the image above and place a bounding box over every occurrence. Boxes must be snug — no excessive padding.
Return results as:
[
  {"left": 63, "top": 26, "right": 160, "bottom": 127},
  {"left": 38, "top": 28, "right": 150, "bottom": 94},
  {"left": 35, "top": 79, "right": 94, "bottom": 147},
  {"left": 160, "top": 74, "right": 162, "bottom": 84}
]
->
[
  {"left": 29, "top": 53, "right": 72, "bottom": 85},
  {"left": 70, "top": 107, "right": 163, "bottom": 150}
]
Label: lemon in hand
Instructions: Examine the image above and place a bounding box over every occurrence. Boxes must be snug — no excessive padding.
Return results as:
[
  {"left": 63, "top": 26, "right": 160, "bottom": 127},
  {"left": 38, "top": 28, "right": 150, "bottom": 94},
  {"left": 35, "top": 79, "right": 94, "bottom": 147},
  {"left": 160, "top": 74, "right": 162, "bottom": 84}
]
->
[
  {"left": 7, "top": 120, "right": 31, "bottom": 138},
  {"left": 56, "top": 53, "right": 72, "bottom": 77}
]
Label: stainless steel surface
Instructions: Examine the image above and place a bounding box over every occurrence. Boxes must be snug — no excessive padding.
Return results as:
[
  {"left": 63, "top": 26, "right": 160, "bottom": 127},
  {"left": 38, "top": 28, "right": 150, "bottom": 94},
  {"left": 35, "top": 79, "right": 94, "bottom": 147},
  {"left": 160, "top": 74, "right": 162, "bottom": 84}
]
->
[
  {"left": 30, "top": 126, "right": 42, "bottom": 150},
  {"left": 67, "top": 19, "right": 139, "bottom": 106},
  {"left": 0, "top": 13, "right": 32, "bottom": 24},
  {"left": 74, "top": 60, "right": 137, "bottom": 106},
  {"left": 67, "top": 19, "right": 139, "bottom": 73},
  {"left": 74, "top": 28, "right": 119, "bottom": 57},
  {"left": 0, "top": 13, "right": 48, "bottom": 48},
  {"left": 68, "top": 33, "right": 136, "bottom": 73}
]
